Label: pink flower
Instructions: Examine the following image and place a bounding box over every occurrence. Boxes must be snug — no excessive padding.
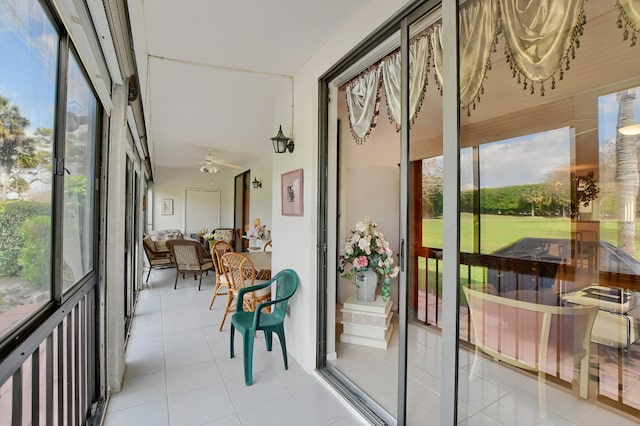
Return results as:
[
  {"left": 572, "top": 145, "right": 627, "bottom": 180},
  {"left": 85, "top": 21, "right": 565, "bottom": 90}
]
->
[{"left": 353, "top": 256, "right": 369, "bottom": 268}]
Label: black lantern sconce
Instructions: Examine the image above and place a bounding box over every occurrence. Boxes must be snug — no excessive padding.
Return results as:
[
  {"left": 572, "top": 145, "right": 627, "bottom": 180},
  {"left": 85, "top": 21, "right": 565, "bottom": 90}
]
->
[
  {"left": 270, "top": 125, "right": 295, "bottom": 153},
  {"left": 252, "top": 177, "right": 262, "bottom": 189}
]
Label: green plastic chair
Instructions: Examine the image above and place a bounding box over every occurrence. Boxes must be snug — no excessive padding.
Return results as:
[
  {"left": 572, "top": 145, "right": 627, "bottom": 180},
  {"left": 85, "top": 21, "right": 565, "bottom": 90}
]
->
[{"left": 230, "top": 269, "right": 299, "bottom": 386}]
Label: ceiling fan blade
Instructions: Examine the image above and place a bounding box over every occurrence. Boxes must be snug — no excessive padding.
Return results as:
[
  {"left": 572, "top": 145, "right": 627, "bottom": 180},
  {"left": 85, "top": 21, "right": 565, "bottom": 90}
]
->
[{"left": 211, "top": 158, "right": 243, "bottom": 169}]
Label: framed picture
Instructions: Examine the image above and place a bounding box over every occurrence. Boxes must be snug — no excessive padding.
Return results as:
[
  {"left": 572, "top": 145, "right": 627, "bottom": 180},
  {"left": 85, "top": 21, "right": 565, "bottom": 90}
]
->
[
  {"left": 281, "top": 168, "right": 303, "bottom": 216},
  {"left": 161, "top": 198, "right": 174, "bottom": 215}
]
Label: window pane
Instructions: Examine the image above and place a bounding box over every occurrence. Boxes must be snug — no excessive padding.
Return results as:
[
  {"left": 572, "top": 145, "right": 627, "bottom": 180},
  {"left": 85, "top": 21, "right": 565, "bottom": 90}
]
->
[
  {"left": 458, "top": 0, "right": 640, "bottom": 421},
  {"left": 62, "top": 54, "right": 97, "bottom": 292},
  {"left": 479, "top": 128, "right": 572, "bottom": 254},
  {"left": 0, "top": 0, "right": 57, "bottom": 338}
]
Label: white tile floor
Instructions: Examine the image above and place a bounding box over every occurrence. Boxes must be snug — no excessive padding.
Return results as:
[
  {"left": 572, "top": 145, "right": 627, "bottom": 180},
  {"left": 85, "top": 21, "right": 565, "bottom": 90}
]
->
[
  {"left": 103, "top": 266, "right": 640, "bottom": 426},
  {"left": 332, "top": 316, "right": 640, "bottom": 425},
  {"left": 102, "top": 268, "right": 367, "bottom": 426}
]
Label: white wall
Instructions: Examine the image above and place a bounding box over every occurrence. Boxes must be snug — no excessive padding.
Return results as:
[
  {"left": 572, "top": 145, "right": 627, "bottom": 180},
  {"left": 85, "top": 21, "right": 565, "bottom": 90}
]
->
[
  {"left": 151, "top": 160, "right": 273, "bottom": 235},
  {"left": 246, "top": 158, "right": 273, "bottom": 234},
  {"left": 273, "top": 0, "right": 410, "bottom": 372},
  {"left": 151, "top": 166, "right": 236, "bottom": 232}
]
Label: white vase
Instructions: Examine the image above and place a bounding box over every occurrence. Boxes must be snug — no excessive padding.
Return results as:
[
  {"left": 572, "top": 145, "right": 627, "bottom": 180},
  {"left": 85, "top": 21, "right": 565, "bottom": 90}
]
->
[{"left": 355, "top": 270, "right": 378, "bottom": 302}]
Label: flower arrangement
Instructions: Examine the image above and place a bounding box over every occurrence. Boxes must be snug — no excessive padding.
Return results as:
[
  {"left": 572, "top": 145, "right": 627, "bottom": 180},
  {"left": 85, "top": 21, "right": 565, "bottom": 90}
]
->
[
  {"left": 196, "top": 227, "right": 209, "bottom": 237},
  {"left": 338, "top": 216, "right": 399, "bottom": 301},
  {"left": 249, "top": 218, "right": 271, "bottom": 241},
  {"left": 202, "top": 230, "right": 226, "bottom": 243}
]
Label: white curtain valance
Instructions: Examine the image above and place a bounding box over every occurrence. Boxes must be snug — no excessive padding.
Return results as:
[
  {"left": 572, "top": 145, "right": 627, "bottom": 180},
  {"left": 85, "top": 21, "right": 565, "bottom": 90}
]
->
[
  {"left": 433, "top": 0, "right": 500, "bottom": 115},
  {"left": 382, "top": 34, "right": 431, "bottom": 127},
  {"left": 345, "top": 67, "right": 382, "bottom": 143},
  {"left": 500, "top": 0, "right": 586, "bottom": 95},
  {"left": 617, "top": 0, "right": 640, "bottom": 46},
  {"left": 344, "top": 0, "right": 593, "bottom": 142}
]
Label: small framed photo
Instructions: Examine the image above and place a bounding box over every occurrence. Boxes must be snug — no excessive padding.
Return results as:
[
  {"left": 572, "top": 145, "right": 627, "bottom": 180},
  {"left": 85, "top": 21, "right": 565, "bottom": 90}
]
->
[
  {"left": 281, "top": 168, "right": 303, "bottom": 216},
  {"left": 161, "top": 198, "right": 174, "bottom": 215}
]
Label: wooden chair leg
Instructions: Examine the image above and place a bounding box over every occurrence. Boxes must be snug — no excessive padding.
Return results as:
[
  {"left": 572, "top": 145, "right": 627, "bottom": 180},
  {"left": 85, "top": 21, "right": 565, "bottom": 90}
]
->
[
  {"left": 208, "top": 288, "right": 217, "bottom": 310},
  {"left": 219, "top": 294, "right": 233, "bottom": 331},
  {"left": 174, "top": 271, "right": 179, "bottom": 289}
]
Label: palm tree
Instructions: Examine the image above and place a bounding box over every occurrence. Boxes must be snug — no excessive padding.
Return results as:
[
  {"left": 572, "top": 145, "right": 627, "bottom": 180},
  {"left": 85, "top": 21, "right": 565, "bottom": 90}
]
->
[
  {"left": 0, "top": 95, "right": 51, "bottom": 200},
  {"left": 615, "top": 89, "right": 638, "bottom": 256}
]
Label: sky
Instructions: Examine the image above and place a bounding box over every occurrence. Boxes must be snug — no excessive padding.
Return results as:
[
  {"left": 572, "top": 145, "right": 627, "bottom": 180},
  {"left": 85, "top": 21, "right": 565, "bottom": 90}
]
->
[
  {"left": 478, "top": 128, "right": 572, "bottom": 188},
  {"left": 0, "top": 0, "right": 59, "bottom": 133}
]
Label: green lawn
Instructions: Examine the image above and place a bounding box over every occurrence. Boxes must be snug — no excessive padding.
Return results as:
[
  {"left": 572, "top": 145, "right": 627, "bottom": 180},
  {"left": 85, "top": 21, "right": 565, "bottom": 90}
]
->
[
  {"left": 424, "top": 213, "right": 572, "bottom": 253},
  {"left": 418, "top": 213, "right": 640, "bottom": 304}
]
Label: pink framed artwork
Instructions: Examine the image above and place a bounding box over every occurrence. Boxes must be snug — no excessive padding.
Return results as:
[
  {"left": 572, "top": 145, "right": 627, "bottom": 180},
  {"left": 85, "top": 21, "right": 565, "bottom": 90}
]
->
[{"left": 281, "top": 168, "right": 303, "bottom": 216}]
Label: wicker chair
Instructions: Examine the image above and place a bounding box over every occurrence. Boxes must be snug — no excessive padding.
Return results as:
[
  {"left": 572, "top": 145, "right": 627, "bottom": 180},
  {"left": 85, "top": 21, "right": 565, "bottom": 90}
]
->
[
  {"left": 209, "top": 240, "right": 234, "bottom": 309},
  {"left": 218, "top": 252, "right": 270, "bottom": 331},
  {"left": 166, "top": 239, "right": 214, "bottom": 290},
  {"left": 142, "top": 237, "right": 174, "bottom": 282}
]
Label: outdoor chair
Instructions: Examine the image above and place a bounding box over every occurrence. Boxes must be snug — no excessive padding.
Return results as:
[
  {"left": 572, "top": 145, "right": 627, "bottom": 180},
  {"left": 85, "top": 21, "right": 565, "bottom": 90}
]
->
[
  {"left": 209, "top": 240, "right": 234, "bottom": 309},
  {"left": 218, "top": 252, "right": 270, "bottom": 331},
  {"left": 463, "top": 287, "right": 597, "bottom": 418},
  {"left": 166, "top": 239, "right": 214, "bottom": 290},
  {"left": 230, "top": 269, "right": 299, "bottom": 385},
  {"left": 143, "top": 237, "right": 174, "bottom": 282}
]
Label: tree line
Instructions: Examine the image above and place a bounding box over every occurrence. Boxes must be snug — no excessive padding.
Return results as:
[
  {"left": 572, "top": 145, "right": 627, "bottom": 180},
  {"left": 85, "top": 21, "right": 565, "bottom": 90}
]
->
[{"left": 425, "top": 182, "right": 572, "bottom": 218}]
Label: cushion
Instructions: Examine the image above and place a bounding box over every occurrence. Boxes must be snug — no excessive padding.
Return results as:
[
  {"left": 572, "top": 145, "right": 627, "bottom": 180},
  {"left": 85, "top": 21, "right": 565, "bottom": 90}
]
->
[{"left": 143, "top": 237, "right": 156, "bottom": 252}]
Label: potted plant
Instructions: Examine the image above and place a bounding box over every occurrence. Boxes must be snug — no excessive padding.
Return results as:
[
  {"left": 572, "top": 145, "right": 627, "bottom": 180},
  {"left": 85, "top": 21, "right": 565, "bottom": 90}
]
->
[{"left": 338, "top": 217, "right": 399, "bottom": 302}]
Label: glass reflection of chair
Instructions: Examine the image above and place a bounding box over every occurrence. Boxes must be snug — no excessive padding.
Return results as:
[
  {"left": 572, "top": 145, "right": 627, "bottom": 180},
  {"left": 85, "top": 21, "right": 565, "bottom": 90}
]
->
[
  {"left": 463, "top": 287, "right": 597, "bottom": 418},
  {"left": 209, "top": 240, "right": 233, "bottom": 309},
  {"left": 165, "top": 239, "right": 214, "bottom": 290},
  {"left": 230, "top": 269, "right": 299, "bottom": 385},
  {"left": 263, "top": 240, "right": 272, "bottom": 252},
  {"left": 218, "top": 252, "right": 270, "bottom": 331}
]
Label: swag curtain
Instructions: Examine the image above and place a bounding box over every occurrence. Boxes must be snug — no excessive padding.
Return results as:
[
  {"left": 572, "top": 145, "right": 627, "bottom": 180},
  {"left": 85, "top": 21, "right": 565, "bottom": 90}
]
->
[
  {"left": 344, "top": 0, "right": 627, "bottom": 143},
  {"left": 432, "top": 0, "right": 500, "bottom": 115},
  {"left": 345, "top": 67, "right": 382, "bottom": 143},
  {"left": 500, "top": 0, "right": 586, "bottom": 95},
  {"left": 381, "top": 35, "right": 431, "bottom": 127},
  {"left": 617, "top": 0, "right": 640, "bottom": 46}
]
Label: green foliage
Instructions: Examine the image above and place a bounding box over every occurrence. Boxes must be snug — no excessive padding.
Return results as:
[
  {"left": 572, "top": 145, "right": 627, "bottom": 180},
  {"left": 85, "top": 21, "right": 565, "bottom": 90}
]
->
[
  {"left": 0, "top": 95, "right": 52, "bottom": 200},
  {"left": 18, "top": 215, "right": 51, "bottom": 288},
  {"left": 458, "top": 184, "right": 571, "bottom": 217},
  {"left": 0, "top": 201, "right": 50, "bottom": 276}
]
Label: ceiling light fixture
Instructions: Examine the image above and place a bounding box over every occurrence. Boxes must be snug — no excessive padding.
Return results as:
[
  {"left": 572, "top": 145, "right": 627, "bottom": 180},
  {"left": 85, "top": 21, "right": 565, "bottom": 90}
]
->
[
  {"left": 199, "top": 165, "right": 219, "bottom": 174},
  {"left": 252, "top": 177, "right": 262, "bottom": 189},
  {"left": 619, "top": 124, "right": 640, "bottom": 136},
  {"left": 270, "top": 125, "right": 295, "bottom": 154}
]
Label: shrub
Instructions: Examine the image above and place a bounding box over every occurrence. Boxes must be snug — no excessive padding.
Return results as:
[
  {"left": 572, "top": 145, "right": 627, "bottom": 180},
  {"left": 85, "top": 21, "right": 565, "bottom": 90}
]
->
[
  {"left": 0, "top": 201, "right": 50, "bottom": 277},
  {"left": 18, "top": 215, "right": 51, "bottom": 288}
]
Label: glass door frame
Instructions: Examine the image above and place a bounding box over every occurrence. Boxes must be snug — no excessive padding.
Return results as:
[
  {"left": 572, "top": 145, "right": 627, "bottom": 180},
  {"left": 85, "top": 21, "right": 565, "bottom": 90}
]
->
[{"left": 317, "top": 0, "right": 461, "bottom": 424}]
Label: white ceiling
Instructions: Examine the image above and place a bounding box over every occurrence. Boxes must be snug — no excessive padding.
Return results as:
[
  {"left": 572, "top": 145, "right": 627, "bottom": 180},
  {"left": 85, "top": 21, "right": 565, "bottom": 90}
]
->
[{"left": 128, "top": 0, "right": 371, "bottom": 173}]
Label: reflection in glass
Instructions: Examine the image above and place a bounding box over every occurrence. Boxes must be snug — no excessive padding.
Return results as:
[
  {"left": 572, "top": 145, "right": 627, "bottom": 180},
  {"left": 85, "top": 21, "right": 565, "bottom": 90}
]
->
[
  {"left": 456, "top": 0, "right": 640, "bottom": 423},
  {"left": 62, "top": 54, "right": 97, "bottom": 291},
  {"left": 0, "top": 0, "right": 57, "bottom": 339}
]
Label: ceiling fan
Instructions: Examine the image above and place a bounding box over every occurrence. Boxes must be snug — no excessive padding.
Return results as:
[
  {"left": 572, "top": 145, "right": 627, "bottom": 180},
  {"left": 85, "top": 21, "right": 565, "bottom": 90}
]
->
[{"left": 198, "top": 149, "right": 242, "bottom": 174}]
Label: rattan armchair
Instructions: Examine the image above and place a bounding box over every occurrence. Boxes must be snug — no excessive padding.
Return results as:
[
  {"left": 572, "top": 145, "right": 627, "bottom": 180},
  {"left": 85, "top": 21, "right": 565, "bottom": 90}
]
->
[
  {"left": 166, "top": 239, "right": 214, "bottom": 290},
  {"left": 209, "top": 240, "right": 233, "bottom": 309},
  {"left": 218, "top": 252, "right": 270, "bottom": 331}
]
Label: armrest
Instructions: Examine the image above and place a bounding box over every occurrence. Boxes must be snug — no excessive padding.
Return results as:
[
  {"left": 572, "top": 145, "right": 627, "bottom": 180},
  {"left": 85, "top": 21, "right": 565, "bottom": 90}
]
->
[{"left": 236, "top": 280, "right": 273, "bottom": 313}]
